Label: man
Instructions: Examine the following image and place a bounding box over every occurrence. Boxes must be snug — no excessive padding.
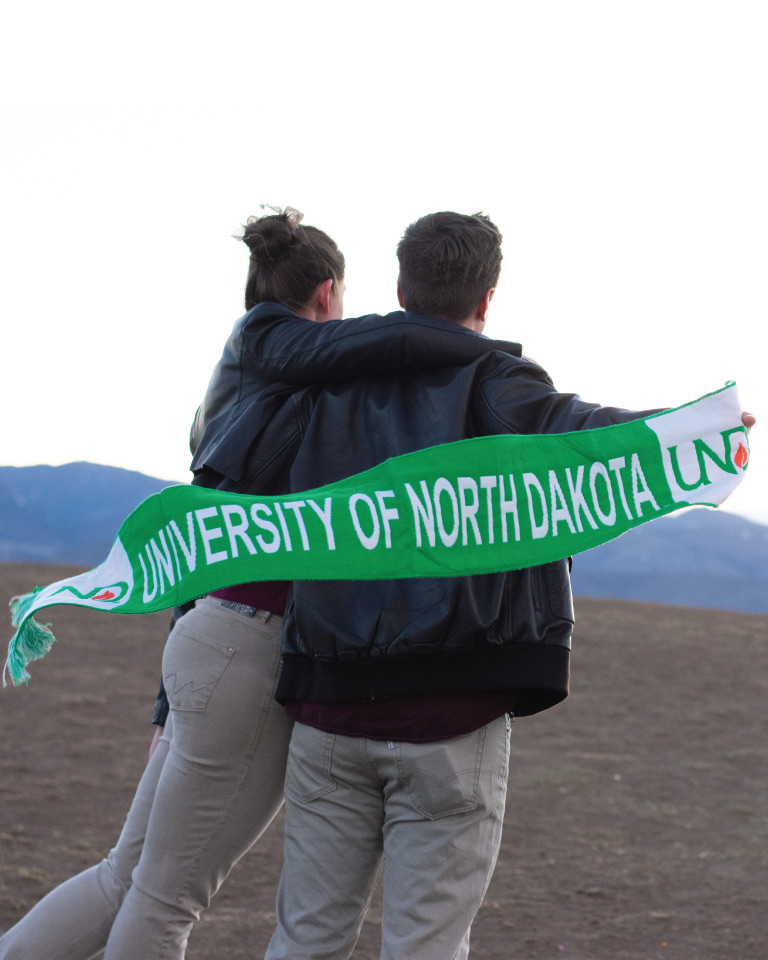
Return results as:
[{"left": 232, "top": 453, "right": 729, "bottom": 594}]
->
[{"left": 259, "top": 212, "right": 751, "bottom": 960}]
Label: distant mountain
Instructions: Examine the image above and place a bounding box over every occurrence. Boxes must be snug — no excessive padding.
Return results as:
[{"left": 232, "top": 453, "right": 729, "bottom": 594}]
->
[
  {"left": 1, "top": 462, "right": 766, "bottom": 613},
  {"left": 0, "top": 463, "right": 176, "bottom": 565},
  {"left": 571, "top": 508, "right": 768, "bottom": 614}
]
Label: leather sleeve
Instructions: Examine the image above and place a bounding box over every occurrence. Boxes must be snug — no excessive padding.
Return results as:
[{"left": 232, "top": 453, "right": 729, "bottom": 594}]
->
[
  {"left": 189, "top": 306, "right": 522, "bottom": 461},
  {"left": 477, "top": 358, "right": 663, "bottom": 434},
  {"left": 238, "top": 310, "right": 522, "bottom": 386},
  {"left": 152, "top": 680, "right": 170, "bottom": 727},
  {"left": 189, "top": 405, "right": 203, "bottom": 456}
]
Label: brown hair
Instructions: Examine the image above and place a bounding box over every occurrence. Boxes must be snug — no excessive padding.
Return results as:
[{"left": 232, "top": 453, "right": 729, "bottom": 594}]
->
[
  {"left": 396, "top": 211, "right": 502, "bottom": 322},
  {"left": 239, "top": 209, "right": 345, "bottom": 312}
]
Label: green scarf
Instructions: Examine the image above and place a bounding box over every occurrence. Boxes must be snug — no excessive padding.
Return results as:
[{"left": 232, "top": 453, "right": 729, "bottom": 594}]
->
[{"left": 4, "top": 382, "right": 749, "bottom": 686}]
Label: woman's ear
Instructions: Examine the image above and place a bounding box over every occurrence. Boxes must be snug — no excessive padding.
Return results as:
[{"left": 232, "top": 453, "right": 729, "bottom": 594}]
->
[{"left": 316, "top": 278, "right": 334, "bottom": 315}]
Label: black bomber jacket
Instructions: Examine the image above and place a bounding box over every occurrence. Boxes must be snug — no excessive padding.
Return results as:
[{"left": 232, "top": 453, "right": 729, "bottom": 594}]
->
[
  {"left": 193, "top": 305, "right": 655, "bottom": 718},
  {"left": 153, "top": 304, "right": 522, "bottom": 725}
]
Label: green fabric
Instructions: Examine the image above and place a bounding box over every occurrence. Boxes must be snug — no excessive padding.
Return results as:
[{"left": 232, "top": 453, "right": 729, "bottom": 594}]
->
[{"left": 4, "top": 383, "right": 749, "bottom": 685}]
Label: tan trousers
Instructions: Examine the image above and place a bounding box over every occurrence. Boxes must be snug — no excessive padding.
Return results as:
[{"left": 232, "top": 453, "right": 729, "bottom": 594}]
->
[
  {"left": 266, "top": 714, "right": 511, "bottom": 960},
  {"left": 0, "top": 598, "right": 293, "bottom": 960}
]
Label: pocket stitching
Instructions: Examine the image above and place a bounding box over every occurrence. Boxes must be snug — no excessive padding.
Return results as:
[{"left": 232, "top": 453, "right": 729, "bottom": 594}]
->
[
  {"left": 285, "top": 729, "right": 337, "bottom": 804},
  {"left": 163, "top": 635, "right": 236, "bottom": 712},
  {"left": 397, "top": 729, "right": 486, "bottom": 820}
]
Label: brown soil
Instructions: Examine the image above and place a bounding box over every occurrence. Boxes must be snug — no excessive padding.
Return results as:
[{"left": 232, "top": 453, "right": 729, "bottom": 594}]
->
[{"left": 1, "top": 561, "right": 766, "bottom": 959}]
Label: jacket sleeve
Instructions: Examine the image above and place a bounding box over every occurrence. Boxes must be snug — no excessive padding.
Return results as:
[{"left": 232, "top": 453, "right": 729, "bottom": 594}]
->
[
  {"left": 189, "top": 308, "right": 523, "bottom": 457},
  {"left": 153, "top": 680, "right": 170, "bottom": 727},
  {"left": 478, "top": 358, "right": 663, "bottom": 434},
  {"left": 238, "top": 310, "right": 522, "bottom": 386}
]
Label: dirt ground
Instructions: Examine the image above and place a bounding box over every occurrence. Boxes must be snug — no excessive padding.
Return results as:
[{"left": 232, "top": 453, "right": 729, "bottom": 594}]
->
[{"left": 0, "top": 560, "right": 766, "bottom": 960}]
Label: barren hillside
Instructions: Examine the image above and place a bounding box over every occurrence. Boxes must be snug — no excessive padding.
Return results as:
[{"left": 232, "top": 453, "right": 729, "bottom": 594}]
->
[{"left": 1, "top": 562, "right": 766, "bottom": 959}]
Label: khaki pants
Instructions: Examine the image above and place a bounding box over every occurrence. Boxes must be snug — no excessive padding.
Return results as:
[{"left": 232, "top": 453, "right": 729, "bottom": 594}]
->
[
  {"left": 266, "top": 714, "right": 511, "bottom": 960},
  {"left": 0, "top": 727, "right": 171, "bottom": 960},
  {"left": 0, "top": 598, "right": 293, "bottom": 960}
]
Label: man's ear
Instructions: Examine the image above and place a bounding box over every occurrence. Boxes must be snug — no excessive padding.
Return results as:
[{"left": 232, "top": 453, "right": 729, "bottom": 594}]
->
[
  {"left": 475, "top": 288, "right": 494, "bottom": 325},
  {"left": 397, "top": 277, "right": 405, "bottom": 308}
]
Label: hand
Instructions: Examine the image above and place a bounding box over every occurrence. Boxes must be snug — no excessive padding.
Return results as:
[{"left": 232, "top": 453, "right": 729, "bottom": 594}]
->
[
  {"left": 741, "top": 411, "right": 756, "bottom": 431},
  {"left": 149, "top": 725, "right": 164, "bottom": 760}
]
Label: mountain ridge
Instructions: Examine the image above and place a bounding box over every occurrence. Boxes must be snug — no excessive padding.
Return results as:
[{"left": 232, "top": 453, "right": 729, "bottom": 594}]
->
[{"left": 0, "top": 462, "right": 176, "bottom": 566}]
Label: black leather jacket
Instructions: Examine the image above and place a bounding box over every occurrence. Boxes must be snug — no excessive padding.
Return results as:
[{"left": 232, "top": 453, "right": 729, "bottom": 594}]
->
[
  {"left": 153, "top": 305, "right": 522, "bottom": 725},
  {"left": 233, "top": 315, "right": 655, "bottom": 717},
  {"left": 190, "top": 302, "right": 522, "bottom": 486}
]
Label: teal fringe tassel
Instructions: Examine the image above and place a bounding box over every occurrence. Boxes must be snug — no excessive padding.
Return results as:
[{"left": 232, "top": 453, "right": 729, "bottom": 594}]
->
[
  {"left": 4, "top": 618, "right": 57, "bottom": 687},
  {"left": 10, "top": 588, "right": 44, "bottom": 628},
  {"left": 4, "top": 590, "right": 56, "bottom": 687}
]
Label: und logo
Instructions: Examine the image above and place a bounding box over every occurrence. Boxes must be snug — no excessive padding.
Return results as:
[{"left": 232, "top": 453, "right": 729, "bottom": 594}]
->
[
  {"left": 645, "top": 388, "right": 750, "bottom": 506},
  {"left": 667, "top": 427, "right": 750, "bottom": 492}
]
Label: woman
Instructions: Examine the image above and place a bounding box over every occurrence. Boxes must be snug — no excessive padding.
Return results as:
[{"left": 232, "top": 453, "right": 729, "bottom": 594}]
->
[
  {"left": 0, "top": 208, "right": 346, "bottom": 960},
  {"left": 1, "top": 207, "right": 518, "bottom": 959}
]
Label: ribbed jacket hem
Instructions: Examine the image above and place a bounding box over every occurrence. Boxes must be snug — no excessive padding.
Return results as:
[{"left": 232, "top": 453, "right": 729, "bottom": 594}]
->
[{"left": 276, "top": 643, "right": 569, "bottom": 718}]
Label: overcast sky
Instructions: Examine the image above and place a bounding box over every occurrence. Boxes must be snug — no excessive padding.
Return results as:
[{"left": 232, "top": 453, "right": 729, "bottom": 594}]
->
[{"left": 2, "top": 1, "right": 766, "bottom": 522}]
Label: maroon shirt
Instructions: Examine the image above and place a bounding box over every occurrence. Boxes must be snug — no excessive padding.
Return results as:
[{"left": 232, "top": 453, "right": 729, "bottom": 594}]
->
[
  {"left": 285, "top": 692, "right": 516, "bottom": 743},
  {"left": 211, "top": 585, "right": 515, "bottom": 741},
  {"left": 210, "top": 582, "right": 289, "bottom": 616}
]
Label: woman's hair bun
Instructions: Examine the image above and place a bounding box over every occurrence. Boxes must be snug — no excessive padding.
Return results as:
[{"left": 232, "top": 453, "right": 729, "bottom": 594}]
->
[{"left": 234, "top": 206, "right": 306, "bottom": 265}]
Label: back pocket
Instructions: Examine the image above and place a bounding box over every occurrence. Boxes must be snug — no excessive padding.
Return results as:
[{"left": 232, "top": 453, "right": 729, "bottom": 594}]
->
[
  {"left": 395, "top": 727, "right": 486, "bottom": 819},
  {"left": 162, "top": 619, "right": 235, "bottom": 711},
  {"left": 284, "top": 725, "right": 337, "bottom": 803}
]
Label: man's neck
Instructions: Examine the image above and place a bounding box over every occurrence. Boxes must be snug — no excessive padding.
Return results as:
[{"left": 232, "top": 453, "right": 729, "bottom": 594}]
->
[{"left": 461, "top": 316, "right": 486, "bottom": 334}]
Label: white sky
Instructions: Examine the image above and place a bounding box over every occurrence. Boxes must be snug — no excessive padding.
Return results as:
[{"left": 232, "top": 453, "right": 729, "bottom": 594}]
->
[{"left": 1, "top": 2, "right": 766, "bottom": 523}]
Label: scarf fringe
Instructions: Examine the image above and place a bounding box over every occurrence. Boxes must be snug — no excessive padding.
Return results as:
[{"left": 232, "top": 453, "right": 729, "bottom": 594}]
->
[
  {"left": 4, "top": 590, "right": 56, "bottom": 687},
  {"left": 10, "top": 588, "right": 43, "bottom": 627}
]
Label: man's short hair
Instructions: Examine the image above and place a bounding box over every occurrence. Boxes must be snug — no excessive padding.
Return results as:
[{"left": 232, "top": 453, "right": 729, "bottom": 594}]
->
[{"left": 396, "top": 212, "right": 503, "bottom": 323}]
